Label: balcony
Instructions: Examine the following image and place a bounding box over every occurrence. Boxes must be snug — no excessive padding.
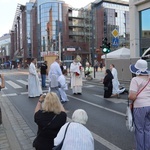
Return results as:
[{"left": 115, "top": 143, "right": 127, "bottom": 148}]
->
[
  {"left": 68, "top": 23, "right": 92, "bottom": 28},
  {"left": 68, "top": 14, "right": 91, "bottom": 20},
  {"left": 69, "top": 31, "right": 91, "bottom": 36}
]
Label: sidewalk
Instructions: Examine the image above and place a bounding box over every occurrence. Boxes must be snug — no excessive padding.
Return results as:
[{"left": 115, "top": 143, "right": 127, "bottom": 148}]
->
[{"left": 0, "top": 93, "right": 35, "bottom": 150}]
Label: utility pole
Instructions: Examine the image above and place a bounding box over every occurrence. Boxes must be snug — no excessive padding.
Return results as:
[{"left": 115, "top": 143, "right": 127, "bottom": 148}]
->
[{"left": 58, "top": 32, "right": 61, "bottom": 60}]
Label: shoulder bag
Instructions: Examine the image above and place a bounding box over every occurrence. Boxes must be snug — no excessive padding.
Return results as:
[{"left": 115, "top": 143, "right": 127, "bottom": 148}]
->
[
  {"left": 52, "top": 122, "right": 71, "bottom": 150},
  {"left": 126, "top": 79, "right": 150, "bottom": 132},
  {"left": 33, "top": 115, "right": 57, "bottom": 147}
]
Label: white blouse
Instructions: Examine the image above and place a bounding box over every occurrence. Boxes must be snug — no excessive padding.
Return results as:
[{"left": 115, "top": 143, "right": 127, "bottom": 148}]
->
[{"left": 54, "top": 122, "right": 94, "bottom": 150}]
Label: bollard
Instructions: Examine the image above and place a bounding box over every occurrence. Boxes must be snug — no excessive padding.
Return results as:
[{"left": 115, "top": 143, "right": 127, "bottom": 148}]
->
[{"left": 0, "top": 108, "right": 1, "bottom": 124}]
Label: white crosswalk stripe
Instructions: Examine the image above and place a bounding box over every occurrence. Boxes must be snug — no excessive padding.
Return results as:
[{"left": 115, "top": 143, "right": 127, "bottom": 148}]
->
[
  {"left": 17, "top": 80, "right": 28, "bottom": 85},
  {"left": 6, "top": 81, "right": 22, "bottom": 89}
]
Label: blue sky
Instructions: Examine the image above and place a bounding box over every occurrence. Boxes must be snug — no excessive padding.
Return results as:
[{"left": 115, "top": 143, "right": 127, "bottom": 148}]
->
[{"left": 0, "top": 0, "right": 128, "bottom": 37}]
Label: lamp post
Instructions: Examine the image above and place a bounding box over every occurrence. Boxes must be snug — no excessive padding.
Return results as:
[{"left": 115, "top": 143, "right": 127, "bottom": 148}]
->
[{"left": 58, "top": 32, "right": 61, "bottom": 60}]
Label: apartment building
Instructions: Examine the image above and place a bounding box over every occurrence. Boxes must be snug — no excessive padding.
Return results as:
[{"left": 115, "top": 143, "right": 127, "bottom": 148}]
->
[{"left": 130, "top": 0, "right": 150, "bottom": 57}]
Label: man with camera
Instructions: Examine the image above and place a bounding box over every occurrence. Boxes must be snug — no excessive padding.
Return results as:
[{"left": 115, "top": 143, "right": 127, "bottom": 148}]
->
[{"left": 0, "top": 74, "right": 5, "bottom": 125}]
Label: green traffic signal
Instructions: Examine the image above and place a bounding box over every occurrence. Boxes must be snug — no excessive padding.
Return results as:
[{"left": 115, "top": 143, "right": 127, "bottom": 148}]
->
[
  {"left": 100, "top": 38, "right": 111, "bottom": 54},
  {"left": 102, "top": 47, "right": 111, "bottom": 54}
]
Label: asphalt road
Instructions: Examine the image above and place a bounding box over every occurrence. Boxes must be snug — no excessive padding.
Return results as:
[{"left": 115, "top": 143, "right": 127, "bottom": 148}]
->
[{"left": 1, "top": 70, "right": 134, "bottom": 150}]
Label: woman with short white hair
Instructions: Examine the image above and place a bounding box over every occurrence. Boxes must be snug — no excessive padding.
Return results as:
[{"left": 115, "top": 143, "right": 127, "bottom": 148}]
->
[{"left": 54, "top": 109, "right": 94, "bottom": 150}]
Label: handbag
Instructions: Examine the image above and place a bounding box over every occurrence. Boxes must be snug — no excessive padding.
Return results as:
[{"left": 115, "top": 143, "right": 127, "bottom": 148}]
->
[
  {"left": 126, "top": 98, "right": 134, "bottom": 132},
  {"left": 126, "top": 79, "right": 150, "bottom": 132},
  {"left": 33, "top": 115, "right": 57, "bottom": 147},
  {"left": 52, "top": 122, "right": 71, "bottom": 150}
]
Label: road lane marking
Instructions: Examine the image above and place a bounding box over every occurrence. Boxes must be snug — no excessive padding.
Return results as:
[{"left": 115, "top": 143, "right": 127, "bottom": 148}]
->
[
  {"left": 67, "top": 118, "right": 122, "bottom": 150},
  {"left": 67, "top": 95, "right": 125, "bottom": 116},
  {"left": 17, "top": 80, "right": 28, "bottom": 85},
  {"left": 2, "top": 93, "right": 17, "bottom": 97},
  {"left": 6, "top": 81, "right": 22, "bottom": 89},
  {"left": 94, "top": 94, "right": 128, "bottom": 104}
]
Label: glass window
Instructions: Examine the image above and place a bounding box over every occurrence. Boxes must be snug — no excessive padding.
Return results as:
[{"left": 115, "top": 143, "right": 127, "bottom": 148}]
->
[{"left": 140, "top": 8, "right": 150, "bottom": 55}]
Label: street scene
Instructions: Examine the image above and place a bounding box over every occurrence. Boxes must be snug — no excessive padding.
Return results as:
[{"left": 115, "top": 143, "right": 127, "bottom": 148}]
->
[
  {"left": 0, "top": 68, "right": 133, "bottom": 150},
  {"left": 0, "top": 0, "right": 150, "bottom": 150}
]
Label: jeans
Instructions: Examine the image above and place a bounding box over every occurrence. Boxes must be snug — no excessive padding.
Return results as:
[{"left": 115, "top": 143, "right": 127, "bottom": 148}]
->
[{"left": 41, "top": 74, "right": 46, "bottom": 87}]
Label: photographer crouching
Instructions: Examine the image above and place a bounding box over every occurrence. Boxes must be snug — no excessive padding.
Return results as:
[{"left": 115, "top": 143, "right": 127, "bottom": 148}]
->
[{"left": 0, "top": 74, "right": 5, "bottom": 125}]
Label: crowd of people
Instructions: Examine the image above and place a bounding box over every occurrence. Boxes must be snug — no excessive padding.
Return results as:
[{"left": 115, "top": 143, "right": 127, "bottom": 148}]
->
[{"left": 25, "top": 55, "right": 150, "bottom": 150}]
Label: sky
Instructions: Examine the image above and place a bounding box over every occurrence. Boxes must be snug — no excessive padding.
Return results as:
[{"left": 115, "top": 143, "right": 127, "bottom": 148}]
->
[{"left": 0, "top": 0, "right": 128, "bottom": 37}]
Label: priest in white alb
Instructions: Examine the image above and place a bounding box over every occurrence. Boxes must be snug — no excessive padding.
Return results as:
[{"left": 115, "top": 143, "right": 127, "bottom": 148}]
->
[
  {"left": 28, "top": 58, "right": 42, "bottom": 98},
  {"left": 70, "top": 55, "right": 83, "bottom": 95}
]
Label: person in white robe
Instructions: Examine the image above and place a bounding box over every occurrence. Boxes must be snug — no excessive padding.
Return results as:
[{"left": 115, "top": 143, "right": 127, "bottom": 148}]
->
[
  {"left": 48, "top": 57, "right": 62, "bottom": 82},
  {"left": 48, "top": 57, "right": 62, "bottom": 99},
  {"left": 70, "top": 55, "right": 83, "bottom": 95},
  {"left": 28, "top": 58, "right": 42, "bottom": 98},
  {"left": 110, "top": 64, "right": 125, "bottom": 97},
  {"left": 58, "top": 69, "right": 69, "bottom": 103},
  {"left": 54, "top": 109, "right": 94, "bottom": 150}
]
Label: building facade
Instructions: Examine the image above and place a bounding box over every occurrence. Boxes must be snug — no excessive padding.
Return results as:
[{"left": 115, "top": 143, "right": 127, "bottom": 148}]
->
[
  {"left": 0, "top": 34, "right": 11, "bottom": 67},
  {"left": 91, "top": 0, "right": 129, "bottom": 62},
  {"left": 130, "top": 0, "right": 150, "bottom": 57},
  {"left": 10, "top": 0, "right": 130, "bottom": 68}
]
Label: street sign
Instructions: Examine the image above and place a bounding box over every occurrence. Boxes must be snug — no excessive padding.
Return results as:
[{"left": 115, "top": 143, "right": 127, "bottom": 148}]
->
[
  {"left": 112, "top": 37, "right": 119, "bottom": 46},
  {"left": 112, "top": 29, "right": 119, "bottom": 37}
]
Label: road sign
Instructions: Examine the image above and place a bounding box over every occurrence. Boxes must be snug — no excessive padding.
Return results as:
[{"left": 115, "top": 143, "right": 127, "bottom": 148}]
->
[
  {"left": 112, "top": 37, "right": 119, "bottom": 46},
  {"left": 112, "top": 29, "right": 119, "bottom": 37}
]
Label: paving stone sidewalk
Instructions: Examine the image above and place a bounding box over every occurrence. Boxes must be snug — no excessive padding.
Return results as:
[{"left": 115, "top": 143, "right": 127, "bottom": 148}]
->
[{"left": 0, "top": 93, "right": 35, "bottom": 150}]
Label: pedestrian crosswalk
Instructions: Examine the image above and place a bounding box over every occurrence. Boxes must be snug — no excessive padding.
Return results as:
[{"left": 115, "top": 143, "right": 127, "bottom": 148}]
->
[{"left": 2, "top": 77, "right": 90, "bottom": 92}]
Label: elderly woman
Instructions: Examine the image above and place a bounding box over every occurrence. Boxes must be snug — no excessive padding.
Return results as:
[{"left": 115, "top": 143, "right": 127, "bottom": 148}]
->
[
  {"left": 128, "top": 59, "right": 150, "bottom": 150},
  {"left": 54, "top": 109, "right": 94, "bottom": 150},
  {"left": 33, "top": 92, "right": 67, "bottom": 150}
]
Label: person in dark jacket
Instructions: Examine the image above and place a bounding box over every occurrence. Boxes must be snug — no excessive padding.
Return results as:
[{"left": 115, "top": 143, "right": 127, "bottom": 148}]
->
[
  {"left": 103, "top": 69, "right": 113, "bottom": 98},
  {"left": 34, "top": 92, "right": 67, "bottom": 150},
  {"left": 40, "top": 61, "right": 48, "bottom": 88}
]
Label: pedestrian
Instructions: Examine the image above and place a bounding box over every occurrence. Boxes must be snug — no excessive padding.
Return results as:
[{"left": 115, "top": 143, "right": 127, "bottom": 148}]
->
[
  {"left": 110, "top": 64, "right": 125, "bottom": 98},
  {"left": 128, "top": 59, "right": 150, "bottom": 150},
  {"left": 28, "top": 58, "right": 42, "bottom": 98},
  {"left": 100, "top": 61, "right": 103, "bottom": 72},
  {"left": 70, "top": 55, "right": 83, "bottom": 95},
  {"left": 0, "top": 74, "right": 5, "bottom": 125},
  {"left": 48, "top": 57, "right": 62, "bottom": 86},
  {"left": 103, "top": 69, "right": 113, "bottom": 98},
  {"left": 33, "top": 92, "right": 67, "bottom": 150},
  {"left": 58, "top": 69, "right": 69, "bottom": 103},
  {"left": 48, "top": 57, "right": 62, "bottom": 99},
  {"left": 40, "top": 61, "right": 48, "bottom": 88},
  {"left": 0, "top": 74, "right": 5, "bottom": 91},
  {"left": 94, "top": 59, "right": 99, "bottom": 72},
  {"left": 60, "top": 61, "right": 64, "bottom": 73},
  {"left": 54, "top": 109, "right": 94, "bottom": 150},
  {"left": 85, "top": 62, "right": 93, "bottom": 80}
]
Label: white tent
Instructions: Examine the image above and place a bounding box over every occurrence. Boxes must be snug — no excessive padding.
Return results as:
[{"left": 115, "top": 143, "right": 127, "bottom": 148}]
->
[{"left": 101, "top": 47, "right": 130, "bottom": 59}]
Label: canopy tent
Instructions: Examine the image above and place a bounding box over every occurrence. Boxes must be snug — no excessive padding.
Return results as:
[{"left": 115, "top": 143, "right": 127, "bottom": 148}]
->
[{"left": 101, "top": 47, "right": 130, "bottom": 59}]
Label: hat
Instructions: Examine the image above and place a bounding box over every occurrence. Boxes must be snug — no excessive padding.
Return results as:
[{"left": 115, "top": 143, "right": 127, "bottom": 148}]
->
[
  {"left": 75, "top": 55, "right": 81, "bottom": 62},
  {"left": 129, "top": 59, "right": 149, "bottom": 75}
]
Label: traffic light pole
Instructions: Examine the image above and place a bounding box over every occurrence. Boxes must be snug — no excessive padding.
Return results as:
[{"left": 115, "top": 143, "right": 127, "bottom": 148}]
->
[{"left": 105, "top": 54, "right": 107, "bottom": 69}]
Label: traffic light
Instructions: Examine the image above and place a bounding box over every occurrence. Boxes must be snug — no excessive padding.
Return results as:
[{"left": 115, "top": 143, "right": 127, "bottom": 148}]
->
[{"left": 100, "top": 38, "right": 111, "bottom": 54}]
